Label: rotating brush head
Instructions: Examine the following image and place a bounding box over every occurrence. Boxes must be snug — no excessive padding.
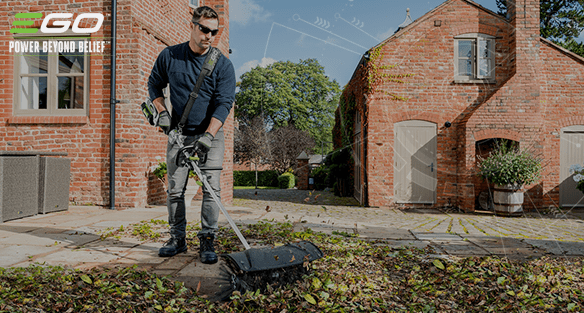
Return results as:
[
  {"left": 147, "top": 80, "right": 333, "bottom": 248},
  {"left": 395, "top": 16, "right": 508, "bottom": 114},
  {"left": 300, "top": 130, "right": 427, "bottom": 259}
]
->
[{"left": 215, "top": 256, "right": 310, "bottom": 301}]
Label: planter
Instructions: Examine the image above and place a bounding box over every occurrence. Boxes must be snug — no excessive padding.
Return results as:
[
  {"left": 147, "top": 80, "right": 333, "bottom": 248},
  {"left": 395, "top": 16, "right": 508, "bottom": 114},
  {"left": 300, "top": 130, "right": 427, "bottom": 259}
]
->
[{"left": 493, "top": 184, "right": 524, "bottom": 216}]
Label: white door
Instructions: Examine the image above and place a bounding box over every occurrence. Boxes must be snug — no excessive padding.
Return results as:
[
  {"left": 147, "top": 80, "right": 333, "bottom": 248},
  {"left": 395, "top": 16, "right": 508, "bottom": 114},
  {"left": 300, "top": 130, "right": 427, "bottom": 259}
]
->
[
  {"left": 394, "top": 120, "right": 437, "bottom": 203},
  {"left": 560, "top": 125, "right": 584, "bottom": 207}
]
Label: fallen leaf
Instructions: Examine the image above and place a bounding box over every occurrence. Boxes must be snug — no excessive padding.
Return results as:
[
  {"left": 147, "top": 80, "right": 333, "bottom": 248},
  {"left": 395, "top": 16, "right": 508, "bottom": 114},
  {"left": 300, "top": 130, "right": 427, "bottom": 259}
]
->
[
  {"left": 290, "top": 255, "right": 296, "bottom": 262},
  {"left": 80, "top": 274, "right": 92, "bottom": 285},
  {"left": 433, "top": 259, "right": 445, "bottom": 270},
  {"left": 304, "top": 293, "right": 317, "bottom": 305}
]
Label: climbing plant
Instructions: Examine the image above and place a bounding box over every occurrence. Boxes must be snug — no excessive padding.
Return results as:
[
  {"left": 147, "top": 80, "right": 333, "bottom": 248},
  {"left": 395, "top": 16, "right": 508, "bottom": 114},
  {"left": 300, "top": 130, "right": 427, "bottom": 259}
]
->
[
  {"left": 335, "top": 44, "right": 414, "bottom": 149},
  {"left": 365, "top": 45, "right": 415, "bottom": 99}
]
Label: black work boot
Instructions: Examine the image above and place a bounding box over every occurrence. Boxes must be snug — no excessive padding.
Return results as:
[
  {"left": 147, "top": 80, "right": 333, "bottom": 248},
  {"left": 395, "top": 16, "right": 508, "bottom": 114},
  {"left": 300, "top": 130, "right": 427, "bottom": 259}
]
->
[
  {"left": 158, "top": 237, "right": 187, "bottom": 257},
  {"left": 198, "top": 234, "right": 218, "bottom": 264}
]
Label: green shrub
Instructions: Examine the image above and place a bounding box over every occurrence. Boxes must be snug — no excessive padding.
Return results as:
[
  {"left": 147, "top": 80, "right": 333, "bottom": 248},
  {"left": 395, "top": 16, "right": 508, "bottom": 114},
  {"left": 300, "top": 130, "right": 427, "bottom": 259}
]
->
[
  {"left": 234, "top": 170, "right": 279, "bottom": 187},
  {"left": 311, "top": 166, "right": 329, "bottom": 190},
  {"left": 325, "top": 148, "right": 354, "bottom": 197},
  {"left": 477, "top": 140, "right": 541, "bottom": 187},
  {"left": 278, "top": 173, "right": 295, "bottom": 189}
]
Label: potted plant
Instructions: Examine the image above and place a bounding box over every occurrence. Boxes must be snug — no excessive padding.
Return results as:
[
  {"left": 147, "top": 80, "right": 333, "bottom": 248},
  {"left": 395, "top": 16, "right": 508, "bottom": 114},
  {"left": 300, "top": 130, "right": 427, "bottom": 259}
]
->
[
  {"left": 569, "top": 163, "right": 584, "bottom": 194},
  {"left": 150, "top": 157, "right": 201, "bottom": 204},
  {"left": 151, "top": 156, "right": 168, "bottom": 185},
  {"left": 477, "top": 141, "right": 542, "bottom": 216}
]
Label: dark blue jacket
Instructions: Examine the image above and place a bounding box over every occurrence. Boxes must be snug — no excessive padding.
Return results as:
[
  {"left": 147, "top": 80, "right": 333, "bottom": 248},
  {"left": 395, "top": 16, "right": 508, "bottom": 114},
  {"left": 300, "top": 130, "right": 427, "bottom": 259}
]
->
[{"left": 148, "top": 42, "right": 236, "bottom": 134}]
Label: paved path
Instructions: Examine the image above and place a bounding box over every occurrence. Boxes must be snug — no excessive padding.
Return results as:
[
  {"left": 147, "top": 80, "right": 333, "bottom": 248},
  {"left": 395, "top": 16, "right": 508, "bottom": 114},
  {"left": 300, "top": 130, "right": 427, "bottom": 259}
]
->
[{"left": 0, "top": 189, "right": 583, "bottom": 297}]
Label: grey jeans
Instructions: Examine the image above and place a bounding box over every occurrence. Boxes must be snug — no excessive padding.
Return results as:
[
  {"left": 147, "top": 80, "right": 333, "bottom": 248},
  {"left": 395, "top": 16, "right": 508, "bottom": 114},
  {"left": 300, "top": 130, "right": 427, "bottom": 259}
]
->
[{"left": 166, "top": 129, "right": 224, "bottom": 239}]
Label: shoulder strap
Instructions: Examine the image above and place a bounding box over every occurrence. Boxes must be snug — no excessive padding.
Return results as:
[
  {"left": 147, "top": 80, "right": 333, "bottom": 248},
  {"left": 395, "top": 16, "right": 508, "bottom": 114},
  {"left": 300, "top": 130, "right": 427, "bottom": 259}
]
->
[{"left": 178, "top": 47, "right": 222, "bottom": 132}]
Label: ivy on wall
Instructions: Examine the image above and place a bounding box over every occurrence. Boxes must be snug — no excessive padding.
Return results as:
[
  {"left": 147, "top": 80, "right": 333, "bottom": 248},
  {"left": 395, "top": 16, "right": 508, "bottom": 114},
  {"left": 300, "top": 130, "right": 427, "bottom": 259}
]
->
[
  {"left": 366, "top": 45, "right": 415, "bottom": 100},
  {"left": 335, "top": 44, "right": 414, "bottom": 149}
]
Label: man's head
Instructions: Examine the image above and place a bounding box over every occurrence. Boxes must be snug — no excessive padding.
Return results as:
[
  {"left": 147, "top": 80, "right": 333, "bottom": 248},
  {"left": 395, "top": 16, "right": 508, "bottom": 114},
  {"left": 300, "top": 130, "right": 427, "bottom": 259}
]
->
[
  {"left": 192, "top": 6, "right": 219, "bottom": 24},
  {"left": 189, "top": 6, "right": 219, "bottom": 54}
]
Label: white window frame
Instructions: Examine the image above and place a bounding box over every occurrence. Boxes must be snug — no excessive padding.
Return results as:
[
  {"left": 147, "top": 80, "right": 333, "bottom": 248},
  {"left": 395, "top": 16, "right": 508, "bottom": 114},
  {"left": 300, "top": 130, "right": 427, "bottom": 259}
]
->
[
  {"left": 454, "top": 33, "right": 496, "bottom": 83},
  {"left": 13, "top": 31, "right": 90, "bottom": 117},
  {"left": 188, "top": 0, "right": 199, "bottom": 9}
]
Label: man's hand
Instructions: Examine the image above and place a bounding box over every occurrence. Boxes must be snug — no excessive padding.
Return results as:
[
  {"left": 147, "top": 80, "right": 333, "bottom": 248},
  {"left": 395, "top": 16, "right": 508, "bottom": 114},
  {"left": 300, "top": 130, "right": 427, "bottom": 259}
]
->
[
  {"left": 194, "top": 132, "right": 214, "bottom": 163},
  {"left": 158, "top": 110, "right": 171, "bottom": 134}
]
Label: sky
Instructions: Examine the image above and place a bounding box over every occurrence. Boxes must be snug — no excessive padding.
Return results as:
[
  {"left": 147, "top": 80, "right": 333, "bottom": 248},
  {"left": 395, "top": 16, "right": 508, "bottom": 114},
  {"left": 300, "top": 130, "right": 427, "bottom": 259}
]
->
[{"left": 228, "top": 0, "right": 584, "bottom": 87}]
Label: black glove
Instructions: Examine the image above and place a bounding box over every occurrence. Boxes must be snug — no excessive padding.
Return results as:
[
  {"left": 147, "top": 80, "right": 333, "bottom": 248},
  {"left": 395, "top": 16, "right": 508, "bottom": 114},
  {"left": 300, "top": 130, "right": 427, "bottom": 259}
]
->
[
  {"left": 194, "top": 132, "right": 214, "bottom": 163},
  {"left": 157, "top": 110, "right": 171, "bottom": 134}
]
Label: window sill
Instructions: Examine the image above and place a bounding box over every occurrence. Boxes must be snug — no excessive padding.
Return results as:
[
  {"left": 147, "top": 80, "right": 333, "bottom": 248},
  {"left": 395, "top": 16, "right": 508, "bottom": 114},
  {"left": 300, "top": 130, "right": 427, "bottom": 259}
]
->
[{"left": 8, "top": 116, "right": 89, "bottom": 125}]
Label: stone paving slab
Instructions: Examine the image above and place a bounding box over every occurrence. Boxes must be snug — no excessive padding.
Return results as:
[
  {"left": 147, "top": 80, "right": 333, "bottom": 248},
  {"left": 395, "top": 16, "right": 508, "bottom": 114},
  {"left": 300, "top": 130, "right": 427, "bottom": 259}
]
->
[
  {"left": 411, "top": 232, "right": 464, "bottom": 241},
  {"left": 358, "top": 226, "right": 415, "bottom": 240},
  {"left": 0, "top": 232, "right": 73, "bottom": 247},
  {"left": 430, "top": 241, "right": 491, "bottom": 256},
  {"left": 523, "top": 239, "right": 584, "bottom": 256},
  {"left": 174, "top": 259, "right": 227, "bottom": 299},
  {"left": 370, "top": 240, "right": 432, "bottom": 250},
  {"left": 29, "top": 247, "right": 123, "bottom": 267},
  {"left": 0, "top": 244, "right": 61, "bottom": 267},
  {"left": 461, "top": 236, "right": 546, "bottom": 259}
]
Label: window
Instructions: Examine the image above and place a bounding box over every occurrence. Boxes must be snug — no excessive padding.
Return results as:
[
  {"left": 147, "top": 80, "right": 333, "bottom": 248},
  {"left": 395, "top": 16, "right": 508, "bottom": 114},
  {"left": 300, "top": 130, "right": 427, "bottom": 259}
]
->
[
  {"left": 188, "top": 0, "right": 199, "bottom": 9},
  {"left": 13, "top": 35, "right": 89, "bottom": 116},
  {"left": 454, "top": 34, "right": 495, "bottom": 82}
]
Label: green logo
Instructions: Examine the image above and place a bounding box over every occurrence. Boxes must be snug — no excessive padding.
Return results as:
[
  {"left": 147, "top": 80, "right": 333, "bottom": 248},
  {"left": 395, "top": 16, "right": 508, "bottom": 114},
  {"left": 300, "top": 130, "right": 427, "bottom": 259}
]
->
[{"left": 10, "top": 13, "right": 43, "bottom": 34}]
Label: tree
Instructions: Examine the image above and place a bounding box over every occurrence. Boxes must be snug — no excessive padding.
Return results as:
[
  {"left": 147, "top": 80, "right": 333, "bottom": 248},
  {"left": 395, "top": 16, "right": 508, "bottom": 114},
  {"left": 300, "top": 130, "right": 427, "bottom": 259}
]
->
[
  {"left": 234, "top": 116, "right": 271, "bottom": 187},
  {"left": 235, "top": 59, "right": 340, "bottom": 155},
  {"left": 268, "top": 125, "right": 315, "bottom": 173},
  {"left": 496, "top": 0, "right": 584, "bottom": 57}
]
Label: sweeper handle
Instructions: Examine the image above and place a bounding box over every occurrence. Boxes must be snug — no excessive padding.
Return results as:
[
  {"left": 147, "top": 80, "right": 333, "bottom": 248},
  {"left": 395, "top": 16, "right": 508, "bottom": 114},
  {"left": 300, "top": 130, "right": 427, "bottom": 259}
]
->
[{"left": 178, "top": 146, "right": 252, "bottom": 250}]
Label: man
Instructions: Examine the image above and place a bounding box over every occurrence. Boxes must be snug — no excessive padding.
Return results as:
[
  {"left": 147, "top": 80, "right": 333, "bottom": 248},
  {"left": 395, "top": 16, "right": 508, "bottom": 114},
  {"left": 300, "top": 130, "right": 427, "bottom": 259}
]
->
[{"left": 147, "top": 6, "right": 236, "bottom": 264}]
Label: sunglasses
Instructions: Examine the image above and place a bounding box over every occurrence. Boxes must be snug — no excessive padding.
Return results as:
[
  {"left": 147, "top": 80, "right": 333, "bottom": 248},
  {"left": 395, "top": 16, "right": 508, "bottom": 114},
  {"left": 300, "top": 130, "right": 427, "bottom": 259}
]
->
[{"left": 193, "top": 22, "right": 219, "bottom": 36}]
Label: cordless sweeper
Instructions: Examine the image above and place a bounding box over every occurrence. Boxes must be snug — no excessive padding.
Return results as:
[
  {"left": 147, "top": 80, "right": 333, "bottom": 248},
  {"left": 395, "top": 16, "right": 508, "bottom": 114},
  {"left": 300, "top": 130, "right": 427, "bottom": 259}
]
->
[{"left": 142, "top": 47, "right": 323, "bottom": 300}]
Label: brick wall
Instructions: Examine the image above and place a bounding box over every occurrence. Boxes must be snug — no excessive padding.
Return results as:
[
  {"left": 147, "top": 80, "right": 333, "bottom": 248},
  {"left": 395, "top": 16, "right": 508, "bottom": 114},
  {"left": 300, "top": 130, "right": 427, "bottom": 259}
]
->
[
  {"left": 357, "top": 0, "right": 513, "bottom": 209},
  {"left": 342, "top": 0, "right": 584, "bottom": 211},
  {"left": 0, "top": 0, "right": 233, "bottom": 208},
  {"left": 538, "top": 40, "right": 584, "bottom": 207}
]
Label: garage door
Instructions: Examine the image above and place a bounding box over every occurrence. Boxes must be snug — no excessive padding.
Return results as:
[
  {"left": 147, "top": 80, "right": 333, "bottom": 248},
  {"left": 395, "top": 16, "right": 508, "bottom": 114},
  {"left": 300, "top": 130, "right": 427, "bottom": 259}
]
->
[{"left": 560, "top": 125, "right": 584, "bottom": 208}]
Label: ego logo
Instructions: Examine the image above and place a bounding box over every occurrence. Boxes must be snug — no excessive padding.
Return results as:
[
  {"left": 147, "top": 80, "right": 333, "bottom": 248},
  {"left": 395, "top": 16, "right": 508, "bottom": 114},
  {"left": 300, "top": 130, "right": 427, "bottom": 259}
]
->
[{"left": 10, "top": 13, "right": 104, "bottom": 34}]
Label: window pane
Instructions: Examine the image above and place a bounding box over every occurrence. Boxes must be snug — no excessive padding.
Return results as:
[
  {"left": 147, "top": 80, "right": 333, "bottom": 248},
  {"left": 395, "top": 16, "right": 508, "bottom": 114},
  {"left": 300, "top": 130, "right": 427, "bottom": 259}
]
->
[
  {"left": 20, "top": 76, "right": 47, "bottom": 110},
  {"left": 59, "top": 43, "right": 84, "bottom": 74},
  {"left": 479, "top": 58, "right": 492, "bottom": 77},
  {"left": 458, "top": 40, "right": 472, "bottom": 58},
  {"left": 479, "top": 39, "right": 490, "bottom": 58},
  {"left": 478, "top": 39, "right": 493, "bottom": 77},
  {"left": 20, "top": 52, "right": 48, "bottom": 74},
  {"left": 58, "top": 76, "right": 84, "bottom": 109},
  {"left": 458, "top": 59, "right": 472, "bottom": 76}
]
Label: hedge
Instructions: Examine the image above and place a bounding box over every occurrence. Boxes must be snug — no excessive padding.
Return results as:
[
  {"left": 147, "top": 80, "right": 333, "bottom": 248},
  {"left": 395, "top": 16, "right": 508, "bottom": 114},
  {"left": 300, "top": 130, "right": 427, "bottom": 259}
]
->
[
  {"left": 278, "top": 172, "right": 295, "bottom": 189},
  {"left": 233, "top": 170, "right": 279, "bottom": 187}
]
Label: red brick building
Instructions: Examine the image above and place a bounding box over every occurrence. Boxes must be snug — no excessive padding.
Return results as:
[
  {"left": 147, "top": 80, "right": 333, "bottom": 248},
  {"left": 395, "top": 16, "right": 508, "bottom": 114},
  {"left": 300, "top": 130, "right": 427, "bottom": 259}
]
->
[
  {"left": 0, "top": 0, "right": 234, "bottom": 208},
  {"left": 339, "top": 0, "right": 584, "bottom": 211}
]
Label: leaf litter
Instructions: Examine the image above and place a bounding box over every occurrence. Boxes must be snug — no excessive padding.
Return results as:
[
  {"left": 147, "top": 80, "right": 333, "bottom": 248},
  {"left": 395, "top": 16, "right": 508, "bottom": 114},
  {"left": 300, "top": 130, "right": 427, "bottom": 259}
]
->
[{"left": 1, "top": 219, "right": 583, "bottom": 312}]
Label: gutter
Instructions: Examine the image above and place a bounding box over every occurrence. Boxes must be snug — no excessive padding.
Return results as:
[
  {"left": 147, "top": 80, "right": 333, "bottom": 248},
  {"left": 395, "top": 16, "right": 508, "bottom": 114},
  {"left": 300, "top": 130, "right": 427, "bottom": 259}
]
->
[{"left": 109, "top": 0, "right": 118, "bottom": 210}]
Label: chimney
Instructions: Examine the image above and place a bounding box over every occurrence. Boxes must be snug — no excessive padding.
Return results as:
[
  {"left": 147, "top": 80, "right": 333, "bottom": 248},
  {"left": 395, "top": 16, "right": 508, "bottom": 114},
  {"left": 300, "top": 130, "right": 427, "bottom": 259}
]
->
[{"left": 507, "top": 0, "right": 540, "bottom": 74}]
